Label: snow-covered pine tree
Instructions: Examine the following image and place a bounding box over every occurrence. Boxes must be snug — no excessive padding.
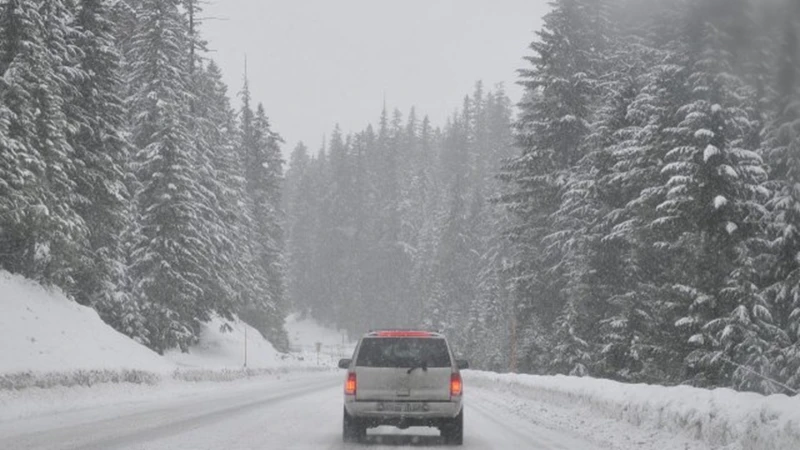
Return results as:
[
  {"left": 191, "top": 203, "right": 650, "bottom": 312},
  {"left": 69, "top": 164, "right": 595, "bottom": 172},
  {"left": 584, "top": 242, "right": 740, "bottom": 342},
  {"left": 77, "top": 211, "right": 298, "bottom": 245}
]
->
[
  {"left": 285, "top": 142, "right": 317, "bottom": 316},
  {"left": 464, "top": 86, "right": 516, "bottom": 371},
  {"left": 501, "top": 0, "right": 600, "bottom": 374},
  {"left": 430, "top": 111, "right": 480, "bottom": 349},
  {"left": 192, "top": 60, "right": 251, "bottom": 320},
  {"left": 350, "top": 113, "right": 385, "bottom": 329},
  {"left": 596, "top": 0, "right": 696, "bottom": 383},
  {"left": 401, "top": 112, "right": 442, "bottom": 327},
  {"left": 384, "top": 109, "right": 414, "bottom": 325},
  {"left": 0, "top": 0, "right": 87, "bottom": 291},
  {"left": 0, "top": 1, "right": 38, "bottom": 277},
  {"left": 307, "top": 141, "right": 333, "bottom": 325},
  {"left": 313, "top": 125, "right": 349, "bottom": 326},
  {"left": 545, "top": 0, "right": 621, "bottom": 377},
  {"left": 698, "top": 0, "right": 784, "bottom": 394},
  {"left": 336, "top": 130, "right": 372, "bottom": 333},
  {"left": 67, "top": 0, "right": 134, "bottom": 331},
  {"left": 551, "top": 0, "right": 664, "bottom": 381},
  {"left": 180, "top": 0, "right": 241, "bottom": 320},
  {"left": 255, "top": 101, "right": 288, "bottom": 346},
  {"left": 556, "top": 81, "right": 644, "bottom": 379},
  {"left": 347, "top": 131, "right": 373, "bottom": 330},
  {"left": 396, "top": 107, "right": 427, "bottom": 326},
  {"left": 430, "top": 173, "right": 475, "bottom": 342},
  {"left": 759, "top": 2, "right": 800, "bottom": 392},
  {"left": 651, "top": 0, "right": 768, "bottom": 388},
  {"left": 238, "top": 85, "right": 289, "bottom": 350},
  {"left": 125, "top": 0, "right": 214, "bottom": 353}
]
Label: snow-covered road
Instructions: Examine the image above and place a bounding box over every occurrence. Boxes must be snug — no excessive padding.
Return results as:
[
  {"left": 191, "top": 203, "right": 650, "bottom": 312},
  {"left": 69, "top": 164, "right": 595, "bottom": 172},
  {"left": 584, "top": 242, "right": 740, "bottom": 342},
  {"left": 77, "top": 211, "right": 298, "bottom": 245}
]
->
[{"left": 0, "top": 372, "right": 608, "bottom": 450}]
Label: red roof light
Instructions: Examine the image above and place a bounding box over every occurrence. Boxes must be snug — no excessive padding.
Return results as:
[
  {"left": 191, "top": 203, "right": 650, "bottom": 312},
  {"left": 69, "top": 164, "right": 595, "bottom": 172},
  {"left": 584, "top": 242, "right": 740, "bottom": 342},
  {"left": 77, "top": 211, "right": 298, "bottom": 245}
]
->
[{"left": 375, "top": 330, "right": 434, "bottom": 337}]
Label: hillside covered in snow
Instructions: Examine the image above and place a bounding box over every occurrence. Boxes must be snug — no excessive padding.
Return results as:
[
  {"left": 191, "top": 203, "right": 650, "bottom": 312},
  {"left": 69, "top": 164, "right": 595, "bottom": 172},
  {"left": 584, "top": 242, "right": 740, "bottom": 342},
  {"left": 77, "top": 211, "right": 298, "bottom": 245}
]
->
[{"left": 0, "top": 271, "right": 348, "bottom": 388}]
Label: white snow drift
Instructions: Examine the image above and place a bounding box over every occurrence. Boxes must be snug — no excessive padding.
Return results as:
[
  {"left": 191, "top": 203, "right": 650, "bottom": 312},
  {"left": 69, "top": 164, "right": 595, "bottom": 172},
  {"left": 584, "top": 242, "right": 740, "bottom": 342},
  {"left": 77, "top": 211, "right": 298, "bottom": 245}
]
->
[
  {"left": 0, "top": 271, "right": 170, "bottom": 374},
  {"left": 466, "top": 371, "right": 800, "bottom": 450},
  {"left": 0, "top": 270, "right": 341, "bottom": 386}
]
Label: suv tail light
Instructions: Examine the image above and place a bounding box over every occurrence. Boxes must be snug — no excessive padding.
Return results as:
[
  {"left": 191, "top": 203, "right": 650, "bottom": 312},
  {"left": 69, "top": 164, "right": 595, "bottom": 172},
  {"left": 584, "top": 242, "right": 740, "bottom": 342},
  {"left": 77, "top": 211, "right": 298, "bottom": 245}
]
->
[
  {"left": 375, "top": 330, "right": 434, "bottom": 337},
  {"left": 345, "top": 372, "right": 357, "bottom": 395},
  {"left": 450, "top": 372, "right": 462, "bottom": 397}
]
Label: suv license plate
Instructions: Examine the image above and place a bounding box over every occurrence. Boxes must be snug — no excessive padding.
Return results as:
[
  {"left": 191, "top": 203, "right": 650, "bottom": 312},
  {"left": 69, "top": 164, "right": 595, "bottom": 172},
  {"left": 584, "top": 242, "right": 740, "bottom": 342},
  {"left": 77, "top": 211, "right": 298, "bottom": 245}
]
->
[{"left": 379, "top": 403, "right": 428, "bottom": 412}]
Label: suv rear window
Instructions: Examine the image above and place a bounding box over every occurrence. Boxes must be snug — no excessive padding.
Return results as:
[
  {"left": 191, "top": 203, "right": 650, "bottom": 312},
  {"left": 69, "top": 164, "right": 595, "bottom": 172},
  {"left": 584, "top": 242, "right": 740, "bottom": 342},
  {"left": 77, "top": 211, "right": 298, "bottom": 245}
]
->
[{"left": 356, "top": 337, "right": 451, "bottom": 368}]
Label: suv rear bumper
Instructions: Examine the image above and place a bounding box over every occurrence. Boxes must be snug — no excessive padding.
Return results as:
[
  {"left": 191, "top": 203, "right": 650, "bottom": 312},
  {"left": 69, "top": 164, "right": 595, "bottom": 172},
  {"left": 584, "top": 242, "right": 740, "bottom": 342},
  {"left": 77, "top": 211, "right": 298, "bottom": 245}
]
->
[{"left": 345, "top": 398, "right": 462, "bottom": 420}]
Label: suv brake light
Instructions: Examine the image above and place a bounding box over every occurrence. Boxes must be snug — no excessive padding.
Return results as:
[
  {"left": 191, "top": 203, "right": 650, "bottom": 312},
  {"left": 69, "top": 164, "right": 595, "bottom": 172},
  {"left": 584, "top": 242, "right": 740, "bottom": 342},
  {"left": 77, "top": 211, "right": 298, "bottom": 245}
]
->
[
  {"left": 450, "top": 372, "right": 462, "bottom": 397},
  {"left": 375, "top": 330, "right": 433, "bottom": 337},
  {"left": 345, "top": 372, "right": 357, "bottom": 395}
]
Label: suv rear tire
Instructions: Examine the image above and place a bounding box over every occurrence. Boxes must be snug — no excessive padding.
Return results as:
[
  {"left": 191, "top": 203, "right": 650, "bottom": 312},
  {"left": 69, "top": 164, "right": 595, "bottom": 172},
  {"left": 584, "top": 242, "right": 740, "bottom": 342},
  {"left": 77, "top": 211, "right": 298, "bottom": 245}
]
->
[
  {"left": 343, "top": 407, "right": 366, "bottom": 443},
  {"left": 441, "top": 409, "right": 463, "bottom": 445}
]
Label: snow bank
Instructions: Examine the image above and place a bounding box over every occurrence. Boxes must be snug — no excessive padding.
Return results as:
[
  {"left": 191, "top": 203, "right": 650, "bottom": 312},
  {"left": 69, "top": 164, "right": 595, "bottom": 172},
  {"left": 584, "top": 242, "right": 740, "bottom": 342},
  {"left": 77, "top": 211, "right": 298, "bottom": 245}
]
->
[
  {"left": 466, "top": 371, "right": 800, "bottom": 450},
  {"left": 0, "top": 271, "right": 171, "bottom": 375},
  {"left": 0, "top": 271, "right": 336, "bottom": 391}
]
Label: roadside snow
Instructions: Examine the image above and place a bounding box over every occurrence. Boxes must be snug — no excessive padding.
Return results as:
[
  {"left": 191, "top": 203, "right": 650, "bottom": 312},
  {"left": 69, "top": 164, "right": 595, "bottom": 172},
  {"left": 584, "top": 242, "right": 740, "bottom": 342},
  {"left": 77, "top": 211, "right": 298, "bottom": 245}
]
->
[
  {"left": 466, "top": 371, "right": 800, "bottom": 450},
  {"left": 0, "top": 271, "right": 170, "bottom": 374},
  {"left": 0, "top": 271, "right": 344, "bottom": 423},
  {"left": 0, "top": 270, "right": 337, "bottom": 389},
  {"left": 165, "top": 316, "right": 294, "bottom": 370},
  {"left": 468, "top": 385, "right": 702, "bottom": 450}
]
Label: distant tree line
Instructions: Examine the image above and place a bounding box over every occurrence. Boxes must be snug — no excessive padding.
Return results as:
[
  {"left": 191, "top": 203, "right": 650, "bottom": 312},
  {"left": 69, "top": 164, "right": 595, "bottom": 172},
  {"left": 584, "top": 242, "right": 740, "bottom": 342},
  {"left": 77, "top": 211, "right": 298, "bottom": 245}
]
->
[
  {"left": 0, "top": 0, "right": 288, "bottom": 353},
  {"left": 283, "top": 84, "right": 517, "bottom": 371}
]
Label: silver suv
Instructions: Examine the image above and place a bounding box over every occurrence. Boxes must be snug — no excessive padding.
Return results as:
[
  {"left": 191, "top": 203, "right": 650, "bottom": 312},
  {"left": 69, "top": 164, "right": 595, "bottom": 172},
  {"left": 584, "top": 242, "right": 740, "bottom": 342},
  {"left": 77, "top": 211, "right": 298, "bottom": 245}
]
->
[{"left": 338, "top": 330, "right": 468, "bottom": 445}]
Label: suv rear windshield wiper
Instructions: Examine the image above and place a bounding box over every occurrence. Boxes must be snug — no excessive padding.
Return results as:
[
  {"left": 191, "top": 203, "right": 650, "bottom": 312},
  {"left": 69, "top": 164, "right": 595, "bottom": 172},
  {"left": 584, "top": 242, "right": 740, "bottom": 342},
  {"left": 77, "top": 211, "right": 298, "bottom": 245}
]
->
[{"left": 407, "top": 360, "right": 428, "bottom": 374}]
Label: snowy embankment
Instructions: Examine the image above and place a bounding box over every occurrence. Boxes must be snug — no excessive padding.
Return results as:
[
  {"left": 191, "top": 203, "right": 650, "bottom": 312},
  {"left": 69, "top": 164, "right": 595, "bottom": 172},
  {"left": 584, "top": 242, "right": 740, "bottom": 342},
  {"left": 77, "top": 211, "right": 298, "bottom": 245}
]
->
[
  {"left": 466, "top": 371, "right": 800, "bottom": 450},
  {"left": 0, "top": 270, "right": 347, "bottom": 392}
]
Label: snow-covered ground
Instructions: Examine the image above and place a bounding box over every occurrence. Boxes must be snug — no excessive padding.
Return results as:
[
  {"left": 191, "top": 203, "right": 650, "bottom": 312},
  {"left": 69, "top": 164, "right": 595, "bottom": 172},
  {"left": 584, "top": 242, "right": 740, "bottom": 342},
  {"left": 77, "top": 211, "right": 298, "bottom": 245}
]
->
[
  {"left": 0, "top": 271, "right": 352, "bottom": 390},
  {"left": 5, "top": 366, "right": 796, "bottom": 449},
  {"left": 165, "top": 314, "right": 355, "bottom": 370},
  {"left": 0, "top": 370, "right": 687, "bottom": 450},
  {"left": 165, "top": 316, "right": 295, "bottom": 370},
  {"left": 3, "top": 271, "right": 800, "bottom": 449},
  {"left": 0, "top": 270, "right": 349, "bottom": 377},
  {"left": 0, "top": 271, "right": 171, "bottom": 375},
  {"left": 466, "top": 371, "right": 800, "bottom": 450},
  {"left": 0, "top": 370, "right": 737, "bottom": 450}
]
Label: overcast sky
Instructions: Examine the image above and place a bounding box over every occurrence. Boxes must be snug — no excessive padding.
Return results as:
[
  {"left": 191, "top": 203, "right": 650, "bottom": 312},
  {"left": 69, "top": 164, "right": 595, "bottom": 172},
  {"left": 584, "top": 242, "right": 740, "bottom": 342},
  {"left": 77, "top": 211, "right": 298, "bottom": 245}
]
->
[{"left": 203, "top": 0, "right": 550, "bottom": 154}]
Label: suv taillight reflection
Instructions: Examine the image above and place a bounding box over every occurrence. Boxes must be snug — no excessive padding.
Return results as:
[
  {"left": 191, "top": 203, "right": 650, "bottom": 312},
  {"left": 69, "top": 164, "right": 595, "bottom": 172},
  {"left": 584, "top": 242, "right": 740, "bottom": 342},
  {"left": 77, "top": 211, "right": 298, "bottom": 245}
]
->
[
  {"left": 450, "top": 372, "right": 462, "bottom": 397},
  {"left": 345, "top": 372, "right": 357, "bottom": 395}
]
